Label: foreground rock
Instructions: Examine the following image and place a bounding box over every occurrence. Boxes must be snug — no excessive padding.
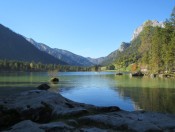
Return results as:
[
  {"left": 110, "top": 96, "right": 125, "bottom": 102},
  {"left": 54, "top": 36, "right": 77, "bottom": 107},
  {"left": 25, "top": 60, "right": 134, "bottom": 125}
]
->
[
  {"left": 37, "top": 83, "right": 50, "bottom": 90},
  {"left": 0, "top": 90, "right": 175, "bottom": 132}
]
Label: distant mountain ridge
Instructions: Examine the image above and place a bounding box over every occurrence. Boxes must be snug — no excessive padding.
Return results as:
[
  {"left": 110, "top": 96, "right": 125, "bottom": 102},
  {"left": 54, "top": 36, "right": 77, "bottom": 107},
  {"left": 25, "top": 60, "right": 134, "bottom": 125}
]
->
[
  {"left": 100, "top": 42, "right": 130, "bottom": 65},
  {"left": 87, "top": 57, "right": 105, "bottom": 65},
  {"left": 0, "top": 24, "right": 66, "bottom": 65},
  {"left": 0, "top": 19, "right": 165, "bottom": 67},
  {"left": 26, "top": 38, "right": 94, "bottom": 66},
  {"left": 27, "top": 37, "right": 131, "bottom": 66}
]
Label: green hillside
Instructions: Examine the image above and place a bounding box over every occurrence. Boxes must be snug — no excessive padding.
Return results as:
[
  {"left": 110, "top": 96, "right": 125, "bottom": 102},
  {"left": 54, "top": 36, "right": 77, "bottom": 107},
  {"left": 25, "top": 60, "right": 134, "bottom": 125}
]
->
[{"left": 113, "top": 12, "right": 175, "bottom": 74}]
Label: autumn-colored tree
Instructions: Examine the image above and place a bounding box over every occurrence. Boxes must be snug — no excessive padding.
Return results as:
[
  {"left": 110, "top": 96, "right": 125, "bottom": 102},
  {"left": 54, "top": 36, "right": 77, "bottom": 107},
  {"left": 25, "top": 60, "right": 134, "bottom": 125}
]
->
[{"left": 131, "top": 63, "right": 137, "bottom": 72}]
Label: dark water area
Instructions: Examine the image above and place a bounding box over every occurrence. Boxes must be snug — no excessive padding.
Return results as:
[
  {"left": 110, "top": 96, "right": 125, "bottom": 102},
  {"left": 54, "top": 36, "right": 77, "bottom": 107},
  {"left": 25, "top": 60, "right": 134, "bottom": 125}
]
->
[{"left": 0, "top": 71, "right": 175, "bottom": 114}]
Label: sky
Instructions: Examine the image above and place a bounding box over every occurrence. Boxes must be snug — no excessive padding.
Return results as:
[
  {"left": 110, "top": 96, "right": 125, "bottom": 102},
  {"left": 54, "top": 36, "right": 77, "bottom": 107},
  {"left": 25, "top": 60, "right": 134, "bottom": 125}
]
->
[{"left": 0, "top": 0, "right": 174, "bottom": 58}]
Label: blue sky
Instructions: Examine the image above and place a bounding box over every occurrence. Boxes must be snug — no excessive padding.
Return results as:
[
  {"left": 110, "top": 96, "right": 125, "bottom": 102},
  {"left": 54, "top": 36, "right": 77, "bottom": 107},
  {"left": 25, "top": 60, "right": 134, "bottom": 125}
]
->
[{"left": 0, "top": 0, "right": 174, "bottom": 58}]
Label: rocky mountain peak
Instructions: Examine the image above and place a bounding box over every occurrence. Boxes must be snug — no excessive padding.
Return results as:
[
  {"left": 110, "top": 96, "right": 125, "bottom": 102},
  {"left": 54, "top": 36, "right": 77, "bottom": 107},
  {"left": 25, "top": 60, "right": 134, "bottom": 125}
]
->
[
  {"left": 131, "top": 20, "right": 164, "bottom": 41},
  {"left": 119, "top": 42, "right": 130, "bottom": 52},
  {"left": 172, "top": 6, "right": 175, "bottom": 15},
  {"left": 25, "top": 38, "right": 35, "bottom": 44}
]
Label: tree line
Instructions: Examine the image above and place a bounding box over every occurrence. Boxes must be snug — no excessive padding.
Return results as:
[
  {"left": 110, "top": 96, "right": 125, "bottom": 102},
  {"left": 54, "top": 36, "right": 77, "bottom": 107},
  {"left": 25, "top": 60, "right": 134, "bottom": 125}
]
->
[
  {"left": 0, "top": 59, "right": 97, "bottom": 72},
  {"left": 138, "top": 13, "right": 175, "bottom": 73}
]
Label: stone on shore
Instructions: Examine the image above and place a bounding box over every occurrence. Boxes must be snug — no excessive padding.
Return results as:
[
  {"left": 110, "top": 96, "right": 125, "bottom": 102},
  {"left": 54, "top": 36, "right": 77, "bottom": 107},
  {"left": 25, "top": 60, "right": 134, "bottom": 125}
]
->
[
  {"left": 1, "top": 90, "right": 175, "bottom": 132},
  {"left": 37, "top": 83, "right": 50, "bottom": 90},
  {"left": 130, "top": 71, "right": 144, "bottom": 77}
]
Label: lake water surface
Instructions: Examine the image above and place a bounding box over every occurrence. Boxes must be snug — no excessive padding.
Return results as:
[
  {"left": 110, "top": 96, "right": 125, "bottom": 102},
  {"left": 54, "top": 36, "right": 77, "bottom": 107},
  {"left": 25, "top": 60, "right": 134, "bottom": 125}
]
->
[{"left": 0, "top": 71, "right": 175, "bottom": 114}]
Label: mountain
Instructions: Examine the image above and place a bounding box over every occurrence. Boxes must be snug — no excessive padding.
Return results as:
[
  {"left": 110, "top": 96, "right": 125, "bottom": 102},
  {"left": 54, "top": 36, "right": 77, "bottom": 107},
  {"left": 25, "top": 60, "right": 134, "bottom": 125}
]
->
[
  {"left": 0, "top": 24, "right": 66, "bottom": 65},
  {"left": 100, "top": 42, "right": 130, "bottom": 65},
  {"left": 26, "top": 38, "right": 94, "bottom": 66},
  {"left": 86, "top": 42, "right": 130, "bottom": 66},
  {"left": 172, "top": 6, "right": 175, "bottom": 15},
  {"left": 86, "top": 57, "right": 105, "bottom": 65},
  {"left": 95, "top": 20, "right": 165, "bottom": 66},
  {"left": 118, "top": 42, "right": 130, "bottom": 52},
  {"left": 87, "top": 42, "right": 130, "bottom": 66},
  {"left": 112, "top": 15, "right": 175, "bottom": 73},
  {"left": 131, "top": 20, "right": 164, "bottom": 40}
]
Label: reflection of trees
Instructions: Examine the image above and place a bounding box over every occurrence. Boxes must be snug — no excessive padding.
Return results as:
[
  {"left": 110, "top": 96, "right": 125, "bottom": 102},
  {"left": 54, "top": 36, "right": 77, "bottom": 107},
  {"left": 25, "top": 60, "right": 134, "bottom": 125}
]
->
[
  {"left": 112, "top": 75, "right": 175, "bottom": 114},
  {"left": 50, "top": 73, "right": 175, "bottom": 114}
]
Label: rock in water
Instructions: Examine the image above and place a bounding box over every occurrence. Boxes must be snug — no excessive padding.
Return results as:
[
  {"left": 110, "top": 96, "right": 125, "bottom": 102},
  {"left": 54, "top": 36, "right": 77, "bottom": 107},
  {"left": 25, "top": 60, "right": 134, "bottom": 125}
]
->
[
  {"left": 37, "top": 84, "right": 50, "bottom": 90},
  {"left": 50, "top": 77, "right": 59, "bottom": 83},
  {"left": 130, "top": 71, "right": 144, "bottom": 77}
]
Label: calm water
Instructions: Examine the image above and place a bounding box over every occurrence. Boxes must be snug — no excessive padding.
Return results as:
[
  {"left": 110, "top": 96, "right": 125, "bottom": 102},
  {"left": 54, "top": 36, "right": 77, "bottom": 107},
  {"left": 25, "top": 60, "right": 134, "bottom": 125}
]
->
[{"left": 0, "top": 71, "right": 175, "bottom": 114}]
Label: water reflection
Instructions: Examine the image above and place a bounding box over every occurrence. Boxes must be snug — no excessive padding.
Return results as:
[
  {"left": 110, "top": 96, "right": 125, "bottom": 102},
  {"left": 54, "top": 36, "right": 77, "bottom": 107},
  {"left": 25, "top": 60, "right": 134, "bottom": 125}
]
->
[
  {"left": 0, "top": 72, "right": 175, "bottom": 114},
  {"left": 59, "top": 72, "right": 175, "bottom": 113},
  {"left": 112, "top": 75, "right": 175, "bottom": 113}
]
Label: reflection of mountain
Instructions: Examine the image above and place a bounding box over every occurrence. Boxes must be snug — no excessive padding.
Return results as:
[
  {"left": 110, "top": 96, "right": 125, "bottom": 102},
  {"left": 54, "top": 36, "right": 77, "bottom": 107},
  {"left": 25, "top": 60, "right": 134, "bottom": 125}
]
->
[{"left": 112, "top": 76, "right": 175, "bottom": 114}]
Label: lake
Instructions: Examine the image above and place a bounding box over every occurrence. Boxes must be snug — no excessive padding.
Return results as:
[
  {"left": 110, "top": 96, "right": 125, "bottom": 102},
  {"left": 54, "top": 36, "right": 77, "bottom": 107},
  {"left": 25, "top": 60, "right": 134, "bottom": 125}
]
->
[{"left": 0, "top": 71, "right": 175, "bottom": 114}]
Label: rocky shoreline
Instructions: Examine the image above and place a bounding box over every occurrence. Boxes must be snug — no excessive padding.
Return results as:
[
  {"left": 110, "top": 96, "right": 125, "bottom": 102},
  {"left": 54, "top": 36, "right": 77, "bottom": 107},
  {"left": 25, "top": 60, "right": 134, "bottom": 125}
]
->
[{"left": 0, "top": 90, "right": 175, "bottom": 132}]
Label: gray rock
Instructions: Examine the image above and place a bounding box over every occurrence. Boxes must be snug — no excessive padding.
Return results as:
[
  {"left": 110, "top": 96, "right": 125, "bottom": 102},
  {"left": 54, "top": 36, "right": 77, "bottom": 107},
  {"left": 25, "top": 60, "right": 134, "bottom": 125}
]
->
[
  {"left": 1, "top": 90, "right": 175, "bottom": 132},
  {"left": 66, "top": 119, "right": 79, "bottom": 127},
  {"left": 0, "top": 90, "right": 94, "bottom": 130},
  {"left": 80, "top": 127, "right": 109, "bottom": 132},
  {"left": 78, "top": 111, "right": 175, "bottom": 131},
  {"left": 37, "top": 83, "right": 50, "bottom": 90},
  {"left": 6, "top": 120, "right": 44, "bottom": 132},
  {"left": 50, "top": 77, "right": 59, "bottom": 83},
  {"left": 6, "top": 120, "right": 75, "bottom": 132},
  {"left": 40, "top": 122, "right": 75, "bottom": 132}
]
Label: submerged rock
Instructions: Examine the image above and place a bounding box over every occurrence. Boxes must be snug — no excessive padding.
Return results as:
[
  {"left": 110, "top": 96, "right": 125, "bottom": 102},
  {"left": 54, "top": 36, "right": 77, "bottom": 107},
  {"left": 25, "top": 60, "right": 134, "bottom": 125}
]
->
[{"left": 0, "top": 90, "right": 175, "bottom": 131}]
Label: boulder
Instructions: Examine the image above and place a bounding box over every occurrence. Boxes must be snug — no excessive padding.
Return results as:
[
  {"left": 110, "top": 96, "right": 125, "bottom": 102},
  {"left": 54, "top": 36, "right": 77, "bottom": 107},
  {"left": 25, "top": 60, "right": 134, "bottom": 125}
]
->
[
  {"left": 78, "top": 111, "right": 175, "bottom": 131},
  {"left": 37, "top": 84, "right": 50, "bottom": 90},
  {"left": 6, "top": 120, "right": 44, "bottom": 132},
  {"left": 130, "top": 71, "right": 144, "bottom": 77},
  {"left": 50, "top": 77, "right": 59, "bottom": 83},
  {"left": 116, "top": 73, "right": 123, "bottom": 75},
  {"left": 6, "top": 120, "right": 75, "bottom": 132},
  {"left": 150, "top": 74, "right": 157, "bottom": 78}
]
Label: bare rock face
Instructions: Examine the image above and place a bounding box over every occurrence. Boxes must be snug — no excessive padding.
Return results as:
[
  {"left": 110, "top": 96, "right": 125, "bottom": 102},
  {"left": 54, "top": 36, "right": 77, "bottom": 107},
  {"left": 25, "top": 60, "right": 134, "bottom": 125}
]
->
[
  {"left": 1, "top": 90, "right": 175, "bottom": 132},
  {"left": 118, "top": 42, "right": 130, "bottom": 52},
  {"left": 131, "top": 20, "right": 164, "bottom": 41}
]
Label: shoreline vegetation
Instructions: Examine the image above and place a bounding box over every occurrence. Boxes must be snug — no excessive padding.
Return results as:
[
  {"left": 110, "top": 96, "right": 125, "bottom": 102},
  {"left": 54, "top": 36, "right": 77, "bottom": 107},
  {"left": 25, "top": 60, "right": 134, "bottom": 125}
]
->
[
  {"left": 0, "top": 59, "right": 174, "bottom": 79},
  {"left": 0, "top": 89, "right": 175, "bottom": 131},
  {"left": 0, "top": 59, "right": 92, "bottom": 72}
]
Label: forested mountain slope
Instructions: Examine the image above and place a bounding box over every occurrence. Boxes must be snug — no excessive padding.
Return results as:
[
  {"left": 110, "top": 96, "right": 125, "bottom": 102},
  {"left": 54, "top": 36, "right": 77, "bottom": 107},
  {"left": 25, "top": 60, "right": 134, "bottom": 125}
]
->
[
  {"left": 26, "top": 38, "right": 94, "bottom": 66},
  {"left": 113, "top": 14, "right": 175, "bottom": 73},
  {"left": 0, "top": 24, "right": 67, "bottom": 65}
]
